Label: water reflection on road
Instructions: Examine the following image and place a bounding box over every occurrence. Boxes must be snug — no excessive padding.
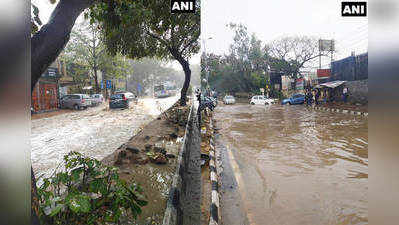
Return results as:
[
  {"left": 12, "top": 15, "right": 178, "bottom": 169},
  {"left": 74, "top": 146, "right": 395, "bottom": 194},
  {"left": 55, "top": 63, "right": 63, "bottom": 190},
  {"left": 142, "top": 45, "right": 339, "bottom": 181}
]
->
[
  {"left": 214, "top": 103, "right": 368, "bottom": 225},
  {"left": 31, "top": 96, "right": 179, "bottom": 178}
]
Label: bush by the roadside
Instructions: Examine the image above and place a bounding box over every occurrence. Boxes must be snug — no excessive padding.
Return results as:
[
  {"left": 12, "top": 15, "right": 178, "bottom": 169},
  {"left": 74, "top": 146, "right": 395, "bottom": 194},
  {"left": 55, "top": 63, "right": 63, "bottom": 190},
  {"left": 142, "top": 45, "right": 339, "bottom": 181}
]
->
[{"left": 37, "top": 151, "right": 147, "bottom": 225}]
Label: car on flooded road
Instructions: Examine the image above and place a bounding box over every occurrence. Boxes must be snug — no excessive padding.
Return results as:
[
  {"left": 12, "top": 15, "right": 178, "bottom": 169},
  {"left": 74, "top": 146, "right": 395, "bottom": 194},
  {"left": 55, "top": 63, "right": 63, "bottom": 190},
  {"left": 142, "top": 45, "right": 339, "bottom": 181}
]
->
[
  {"left": 250, "top": 95, "right": 275, "bottom": 105},
  {"left": 90, "top": 94, "right": 104, "bottom": 106},
  {"left": 60, "top": 94, "right": 92, "bottom": 110},
  {"left": 109, "top": 93, "right": 130, "bottom": 109},
  {"left": 282, "top": 93, "right": 305, "bottom": 105},
  {"left": 116, "top": 91, "right": 138, "bottom": 103},
  {"left": 223, "top": 95, "right": 236, "bottom": 104}
]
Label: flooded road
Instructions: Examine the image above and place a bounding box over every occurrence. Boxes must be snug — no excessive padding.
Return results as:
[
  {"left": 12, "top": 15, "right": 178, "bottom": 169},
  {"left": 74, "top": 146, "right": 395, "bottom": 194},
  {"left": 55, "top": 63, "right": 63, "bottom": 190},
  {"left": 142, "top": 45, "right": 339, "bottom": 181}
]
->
[
  {"left": 31, "top": 95, "right": 179, "bottom": 178},
  {"left": 214, "top": 103, "right": 368, "bottom": 225}
]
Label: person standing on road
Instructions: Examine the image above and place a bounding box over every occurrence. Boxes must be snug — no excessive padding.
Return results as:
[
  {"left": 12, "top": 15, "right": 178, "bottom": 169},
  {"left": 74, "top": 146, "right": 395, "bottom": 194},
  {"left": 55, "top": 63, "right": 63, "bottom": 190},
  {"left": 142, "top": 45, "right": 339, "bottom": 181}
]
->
[
  {"left": 305, "top": 89, "right": 309, "bottom": 106},
  {"left": 315, "top": 89, "right": 320, "bottom": 105},
  {"left": 323, "top": 89, "right": 327, "bottom": 104},
  {"left": 306, "top": 89, "right": 313, "bottom": 106},
  {"left": 342, "top": 87, "right": 348, "bottom": 103},
  {"left": 312, "top": 89, "right": 316, "bottom": 106}
]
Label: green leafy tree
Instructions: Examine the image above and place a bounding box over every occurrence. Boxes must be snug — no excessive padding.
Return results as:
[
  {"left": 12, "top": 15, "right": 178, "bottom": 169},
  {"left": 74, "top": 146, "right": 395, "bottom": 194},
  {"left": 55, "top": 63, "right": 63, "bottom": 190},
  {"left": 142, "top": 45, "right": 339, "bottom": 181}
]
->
[
  {"left": 37, "top": 151, "right": 147, "bottom": 224},
  {"left": 59, "top": 22, "right": 131, "bottom": 95},
  {"left": 63, "top": 22, "right": 107, "bottom": 93},
  {"left": 202, "top": 24, "right": 270, "bottom": 94},
  {"left": 88, "top": 0, "right": 201, "bottom": 105}
]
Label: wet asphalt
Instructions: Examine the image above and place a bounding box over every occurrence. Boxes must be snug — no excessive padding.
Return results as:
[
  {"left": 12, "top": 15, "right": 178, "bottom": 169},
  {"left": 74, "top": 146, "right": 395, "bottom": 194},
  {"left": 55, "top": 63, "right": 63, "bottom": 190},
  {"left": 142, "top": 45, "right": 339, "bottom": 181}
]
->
[
  {"left": 31, "top": 96, "right": 179, "bottom": 178},
  {"left": 214, "top": 103, "right": 368, "bottom": 225}
]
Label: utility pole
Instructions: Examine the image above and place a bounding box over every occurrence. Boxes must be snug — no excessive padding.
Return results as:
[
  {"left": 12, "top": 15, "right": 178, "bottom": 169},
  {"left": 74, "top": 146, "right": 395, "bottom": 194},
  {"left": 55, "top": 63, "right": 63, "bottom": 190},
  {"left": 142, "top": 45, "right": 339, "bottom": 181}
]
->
[
  {"left": 331, "top": 40, "right": 334, "bottom": 66},
  {"left": 318, "top": 39, "right": 322, "bottom": 69}
]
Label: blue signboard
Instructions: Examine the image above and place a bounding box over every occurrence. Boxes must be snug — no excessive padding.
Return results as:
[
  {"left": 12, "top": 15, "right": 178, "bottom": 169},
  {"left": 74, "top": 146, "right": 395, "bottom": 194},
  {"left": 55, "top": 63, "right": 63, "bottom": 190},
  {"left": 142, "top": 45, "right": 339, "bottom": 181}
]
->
[
  {"left": 100, "top": 80, "right": 104, "bottom": 89},
  {"left": 137, "top": 83, "right": 142, "bottom": 93},
  {"left": 106, "top": 80, "right": 112, "bottom": 89}
]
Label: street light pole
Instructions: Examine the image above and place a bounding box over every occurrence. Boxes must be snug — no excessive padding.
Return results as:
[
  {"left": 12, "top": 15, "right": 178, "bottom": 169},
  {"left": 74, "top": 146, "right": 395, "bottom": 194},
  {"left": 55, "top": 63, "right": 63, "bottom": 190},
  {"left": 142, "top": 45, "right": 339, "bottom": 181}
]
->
[{"left": 202, "top": 37, "right": 212, "bottom": 95}]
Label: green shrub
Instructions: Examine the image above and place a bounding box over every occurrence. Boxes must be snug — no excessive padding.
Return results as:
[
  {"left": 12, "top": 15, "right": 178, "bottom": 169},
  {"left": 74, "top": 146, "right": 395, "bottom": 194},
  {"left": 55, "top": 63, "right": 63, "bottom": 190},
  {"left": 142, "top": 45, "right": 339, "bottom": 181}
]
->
[{"left": 37, "top": 151, "right": 147, "bottom": 225}]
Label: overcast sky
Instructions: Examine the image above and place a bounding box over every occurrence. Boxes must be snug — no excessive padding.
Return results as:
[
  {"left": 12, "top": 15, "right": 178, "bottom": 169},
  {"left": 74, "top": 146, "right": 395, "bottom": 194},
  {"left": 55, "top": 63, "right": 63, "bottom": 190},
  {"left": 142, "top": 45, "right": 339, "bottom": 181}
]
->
[
  {"left": 32, "top": 0, "right": 367, "bottom": 70},
  {"left": 201, "top": 0, "right": 368, "bottom": 68}
]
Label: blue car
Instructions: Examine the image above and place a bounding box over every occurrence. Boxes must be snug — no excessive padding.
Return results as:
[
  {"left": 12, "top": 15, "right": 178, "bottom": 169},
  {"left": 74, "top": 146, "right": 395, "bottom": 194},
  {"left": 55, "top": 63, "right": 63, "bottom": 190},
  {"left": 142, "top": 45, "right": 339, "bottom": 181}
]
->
[{"left": 282, "top": 93, "right": 305, "bottom": 105}]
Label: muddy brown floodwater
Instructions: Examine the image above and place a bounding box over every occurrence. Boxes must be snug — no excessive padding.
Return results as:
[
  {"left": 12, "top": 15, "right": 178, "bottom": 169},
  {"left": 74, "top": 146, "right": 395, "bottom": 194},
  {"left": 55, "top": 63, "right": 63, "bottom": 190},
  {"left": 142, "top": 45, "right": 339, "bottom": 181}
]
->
[{"left": 214, "top": 103, "right": 368, "bottom": 225}]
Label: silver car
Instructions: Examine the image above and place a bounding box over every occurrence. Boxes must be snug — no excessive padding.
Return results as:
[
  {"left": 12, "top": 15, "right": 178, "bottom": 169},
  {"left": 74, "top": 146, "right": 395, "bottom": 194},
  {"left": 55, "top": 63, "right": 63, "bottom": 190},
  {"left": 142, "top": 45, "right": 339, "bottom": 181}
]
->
[
  {"left": 90, "top": 94, "right": 104, "bottom": 106},
  {"left": 60, "top": 94, "right": 92, "bottom": 110}
]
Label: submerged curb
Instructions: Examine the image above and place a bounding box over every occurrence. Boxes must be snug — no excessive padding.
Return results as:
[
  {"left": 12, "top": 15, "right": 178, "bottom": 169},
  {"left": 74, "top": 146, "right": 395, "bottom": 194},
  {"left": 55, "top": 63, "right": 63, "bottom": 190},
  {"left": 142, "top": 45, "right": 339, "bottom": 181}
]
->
[
  {"left": 209, "top": 119, "right": 220, "bottom": 225},
  {"left": 313, "top": 106, "right": 368, "bottom": 117}
]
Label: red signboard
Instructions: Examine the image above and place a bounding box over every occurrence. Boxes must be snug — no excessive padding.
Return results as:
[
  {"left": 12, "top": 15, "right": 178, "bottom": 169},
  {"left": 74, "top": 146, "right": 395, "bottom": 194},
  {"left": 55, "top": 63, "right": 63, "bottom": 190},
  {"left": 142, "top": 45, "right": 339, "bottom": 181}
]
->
[
  {"left": 32, "top": 81, "right": 58, "bottom": 112},
  {"left": 317, "top": 69, "right": 331, "bottom": 78},
  {"left": 296, "top": 78, "right": 304, "bottom": 90}
]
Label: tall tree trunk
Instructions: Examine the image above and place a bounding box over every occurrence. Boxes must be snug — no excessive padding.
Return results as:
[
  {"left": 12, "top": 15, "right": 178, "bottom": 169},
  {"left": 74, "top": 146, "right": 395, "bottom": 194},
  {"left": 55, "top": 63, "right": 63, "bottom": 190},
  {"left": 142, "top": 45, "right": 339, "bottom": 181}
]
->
[
  {"left": 177, "top": 57, "right": 191, "bottom": 106},
  {"left": 94, "top": 68, "right": 99, "bottom": 93},
  {"left": 31, "top": 1, "right": 93, "bottom": 224}
]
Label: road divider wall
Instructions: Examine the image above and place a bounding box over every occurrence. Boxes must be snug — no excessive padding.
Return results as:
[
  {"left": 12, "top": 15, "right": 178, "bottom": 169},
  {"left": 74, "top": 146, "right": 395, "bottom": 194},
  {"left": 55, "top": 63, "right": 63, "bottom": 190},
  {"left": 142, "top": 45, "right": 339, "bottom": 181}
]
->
[{"left": 162, "top": 102, "right": 202, "bottom": 225}]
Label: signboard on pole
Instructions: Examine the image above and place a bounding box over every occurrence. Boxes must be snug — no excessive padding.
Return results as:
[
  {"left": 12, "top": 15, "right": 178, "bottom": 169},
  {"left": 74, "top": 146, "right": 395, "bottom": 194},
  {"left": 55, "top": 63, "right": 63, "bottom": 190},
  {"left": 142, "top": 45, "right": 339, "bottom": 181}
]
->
[
  {"left": 296, "top": 78, "right": 304, "bottom": 90},
  {"left": 137, "top": 83, "right": 142, "bottom": 94},
  {"left": 319, "top": 39, "right": 335, "bottom": 51},
  {"left": 106, "top": 80, "right": 112, "bottom": 89}
]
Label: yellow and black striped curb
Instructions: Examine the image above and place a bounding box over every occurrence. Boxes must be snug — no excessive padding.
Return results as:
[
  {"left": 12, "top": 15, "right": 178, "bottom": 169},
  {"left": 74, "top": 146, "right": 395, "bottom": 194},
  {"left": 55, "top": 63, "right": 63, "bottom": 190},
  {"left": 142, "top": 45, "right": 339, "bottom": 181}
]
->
[
  {"left": 314, "top": 106, "right": 368, "bottom": 117},
  {"left": 209, "top": 119, "right": 220, "bottom": 225}
]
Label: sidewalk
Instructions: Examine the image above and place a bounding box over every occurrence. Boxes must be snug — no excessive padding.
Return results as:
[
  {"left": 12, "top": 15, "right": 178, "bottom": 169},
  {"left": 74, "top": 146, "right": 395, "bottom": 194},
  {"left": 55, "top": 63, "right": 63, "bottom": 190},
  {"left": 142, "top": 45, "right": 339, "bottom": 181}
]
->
[
  {"left": 31, "top": 109, "right": 74, "bottom": 120},
  {"left": 314, "top": 102, "right": 368, "bottom": 113}
]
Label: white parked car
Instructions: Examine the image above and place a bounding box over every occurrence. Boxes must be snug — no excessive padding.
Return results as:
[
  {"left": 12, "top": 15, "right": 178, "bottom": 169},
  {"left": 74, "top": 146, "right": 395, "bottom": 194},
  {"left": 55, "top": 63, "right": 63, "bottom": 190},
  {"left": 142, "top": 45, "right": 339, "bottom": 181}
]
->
[
  {"left": 250, "top": 95, "right": 276, "bottom": 105},
  {"left": 223, "top": 95, "right": 236, "bottom": 104}
]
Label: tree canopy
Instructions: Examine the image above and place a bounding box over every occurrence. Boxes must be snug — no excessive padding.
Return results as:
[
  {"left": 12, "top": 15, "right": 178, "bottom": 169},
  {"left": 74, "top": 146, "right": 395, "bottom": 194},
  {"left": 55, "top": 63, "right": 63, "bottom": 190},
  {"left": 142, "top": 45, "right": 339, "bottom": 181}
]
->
[
  {"left": 60, "top": 21, "right": 131, "bottom": 94},
  {"left": 88, "top": 0, "right": 201, "bottom": 105},
  {"left": 202, "top": 23, "right": 321, "bottom": 96}
]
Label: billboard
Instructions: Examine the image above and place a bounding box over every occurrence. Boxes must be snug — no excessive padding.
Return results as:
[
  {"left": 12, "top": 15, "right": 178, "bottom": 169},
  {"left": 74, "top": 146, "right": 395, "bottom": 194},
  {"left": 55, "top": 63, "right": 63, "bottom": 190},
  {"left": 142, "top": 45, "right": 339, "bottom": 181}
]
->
[
  {"left": 317, "top": 69, "right": 331, "bottom": 78},
  {"left": 319, "top": 39, "right": 335, "bottom": 51},
  {"left": 296, "top": 78, "right": 304, "bottom": 90}
]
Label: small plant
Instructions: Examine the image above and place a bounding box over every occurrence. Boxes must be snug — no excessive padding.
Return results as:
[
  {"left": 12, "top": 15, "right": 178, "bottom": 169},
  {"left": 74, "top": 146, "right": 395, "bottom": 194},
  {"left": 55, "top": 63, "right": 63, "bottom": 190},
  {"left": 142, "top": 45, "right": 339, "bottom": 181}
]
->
[{"left": 37, "top": 151, "right": 147, "bottom": 225}]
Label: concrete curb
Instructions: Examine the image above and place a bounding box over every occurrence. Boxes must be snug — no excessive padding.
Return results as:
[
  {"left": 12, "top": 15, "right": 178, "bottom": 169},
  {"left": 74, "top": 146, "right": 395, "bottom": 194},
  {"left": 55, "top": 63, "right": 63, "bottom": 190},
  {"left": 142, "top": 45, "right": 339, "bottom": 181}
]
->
[
  {"left": 162, "top": 103, "right": 195, "bottom": 225},
  {"left": 313, "top": 106, "right": 368, "bottom": 117},
  {"left": 209, "top": 120, "right": 220, "bottom": 225}
]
